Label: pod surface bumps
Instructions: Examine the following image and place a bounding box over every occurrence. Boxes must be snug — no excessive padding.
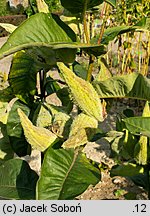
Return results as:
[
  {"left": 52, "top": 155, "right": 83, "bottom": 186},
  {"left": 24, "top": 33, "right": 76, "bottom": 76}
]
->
[
  {"left": 18, "top": 108, "right": 57, "bottom": 152},
  {"left": 57, "top": 62, "right": 104, "bottom": 122}
]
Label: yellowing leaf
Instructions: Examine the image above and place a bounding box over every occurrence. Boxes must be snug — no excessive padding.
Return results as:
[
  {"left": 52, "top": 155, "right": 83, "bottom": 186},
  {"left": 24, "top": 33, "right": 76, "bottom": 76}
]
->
[
  {"left": 36, "top": 0, "right": 49, "bottom": 13},
  {"left": 69, "top": 113, "right": 98, "bottom": 137},
  {"left": 134, "top": 135, "right": 147, "bottom": 165},
  {"left": 0, "top": 23, "right": 17, "bottom": 33},
  {"left": 18, "top": 108, "right": 57, "bottom": 152},
  {"left": 134, "top": 101, "right": 150, "bottom": 165},
  {"left": 62, "top": 113, "right": 98, "bottom": 149},
  {"left": 52, "top": 111, "right": 71, "bottom": 138},
  {"left": 143, "top": 101, "right": 150, "bottom": 117},
  {"left": 95, "top": 57, "right": 112, "bottom": 81},
  {"left": 57, "top": 62, "right": 104, "bottom": 121}
]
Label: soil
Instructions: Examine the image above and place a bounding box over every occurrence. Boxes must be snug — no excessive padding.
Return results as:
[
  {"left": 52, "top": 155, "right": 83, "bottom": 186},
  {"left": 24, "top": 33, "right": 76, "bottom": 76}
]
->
[{"left": 0, "top": 15, "right": 26, "bottom": 37}]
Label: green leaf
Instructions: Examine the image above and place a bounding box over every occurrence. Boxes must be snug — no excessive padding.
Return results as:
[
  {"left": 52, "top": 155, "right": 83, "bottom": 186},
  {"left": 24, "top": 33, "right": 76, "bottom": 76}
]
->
[
  {"left": 73, "top": 61, "right": 88, "bottom": 80},
  {"left": 56, "top": 87, "right": 73, "bottom": 113},
  {"left": 93, "top": 73, "right": 150, "bottom": 100},
  {"left": 95, "top": 57, "right": 112, "bottom": 81},
  {"left": 0, "top": 13, "right": 77, "bottom": 64},
  {"left": 7, "top": 100, "right": 30, "bottom": 138},
  {"left": 37, "top": 148, "right": 100, "bottom": 199},
  {"left": 0, "top": 122, "right": 14, "bottom": 165},
  {"left": 134, "top": 136, "right": 147, "bottom": 165},
  {"left": 122, "top": 130, "right": 138, "bottom": 159},
  {"left": 6, "top": 100, "right": 31, "bottom": 156},
  {"left": 57, "top": 62, "right": 104, "bottom": 121},
  {"left": 52, "top": 111, "right": 72, "bottom": 139},
  {"left": 9, "top": 136, "right": 31, "bottom": 157},
  {"left": 134, "top": 101, "right": 150, "bottom": 165},
  {"left": 45, "top": 76, "right": 60, "bottom": 96},
  {"left": 123, "top": 117, "right": 150, "bottom": 137},
  {"left": 0, "top": 13, "right": 106, "bottom": 61},
  {"left": 33, "top": 103, "right": 52, "bottom": 128},
  {"left": 91, "top": 26, "right": 140, "bottom": 45},
  {"left": 106, "top": 0, "right": 116, "bottom": 7},
  {"left": 18, "top": 109, "right": 57, "bottom": 152},
  {"left": 60, "top": 0, "right": 103, "bottom": 14},
  {"left": 135, "top": 17, "right": 147, "bottom": 27},
  {"left": 0, "top": 159, "right": 38, "bottom": 199},
  {"left": 110, "top": 163, "right": 144, "bottom": 177},
  {"left": 0, "top": 87, "right": 14, "bottom": 103},
  {"left": 9, "top": 51, "right": 37, "bottom": 104},
  {"left": 36, "top": 0, "right": 49, "bottom": 13},
  {"left": 105, "top": 130, "right": 125, "bottom": 157},
  {"left": 82, "top": 44, "right": 106, "bottom": 57}
]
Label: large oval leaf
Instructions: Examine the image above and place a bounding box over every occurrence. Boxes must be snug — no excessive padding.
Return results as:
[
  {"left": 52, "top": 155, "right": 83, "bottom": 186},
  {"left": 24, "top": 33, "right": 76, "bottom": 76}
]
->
[
  {"left": 0, "top": 87, "right": 14, "bottom": 103},
  {"left": 0, "top": 159, "right": 38, "bottom": 199},
  {"left": 7, "top": 100, "right": 30, "bottom": 138},
  {"left": 0, "top": 13, "right": 76, "bottom": 64},
  {"left": 61, "top": 0, "right": 116, "bottom": 14},
  {"left": 0, "top": 122, "right": 14, "bottom": 165},
  {"left": 37, "top": 147, "right": 100, "bottom": 199},
  {"left": 123, "top": 117, "right": 150, "bottom": 137},
  {"left": 0, "top": 13, "right": 106, "bottom": 62},
  {"left": 91, "top": 26, "right": 143, "bottom": 45},
  {"left": 110, "top": 163, "right": 144, "bottom": 177},
  {"left": 60, "top": 0, "right": 103, "bottom": 14},
  {"left": 106, "top": 0, "right": 116, "bottom": 7},
  {"left": 9, "top": 51, "right": 38, "bottom": 104},
  {"left": 93, "top": 73, "right": 150, "bottom": 100},
  {"left": 6, "top": 100, "right": 31, "bottom": 156}
]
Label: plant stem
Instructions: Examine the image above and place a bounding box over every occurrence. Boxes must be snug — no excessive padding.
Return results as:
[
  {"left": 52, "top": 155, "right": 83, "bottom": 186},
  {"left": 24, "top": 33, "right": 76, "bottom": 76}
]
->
[
  {"left": 98, "top": 2, "right": 109, "bottom": 45},
  {"left": 87, "top": 55, "right": 94, "bottom": 81},
  {"left": 83, "top": 0, "right": 90, "bottom": 44},
  {"left": 39, "top": 69, "right": 46, "bottom": 100},
  {"left": 138, "top": 32, "right": 142, "bottom": 73}
]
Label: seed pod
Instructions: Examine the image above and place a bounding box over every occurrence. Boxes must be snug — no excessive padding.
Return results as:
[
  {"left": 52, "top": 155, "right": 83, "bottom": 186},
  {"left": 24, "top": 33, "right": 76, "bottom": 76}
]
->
[
  {"left": 57, "top": 62, "right": 104, "bottom": 121},
  {"left": 18, "top": 108, "right": 57, "bottom": 152},
  {"left": 62, "top": 113, "right": 98, "bottom": 149}
]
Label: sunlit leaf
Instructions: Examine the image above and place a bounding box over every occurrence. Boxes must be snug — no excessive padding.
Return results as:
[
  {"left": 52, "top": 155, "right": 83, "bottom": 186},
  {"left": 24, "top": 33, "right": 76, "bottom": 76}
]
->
[
  {"left": 0, "top": 23, "right": 17, "bottom": 33},
  {"left": 37, "top": 147, "right": 100, "bottom": 199},
  {"left": 123, "top": 117, "right": 150, "bottom": 137},
  {"left": 93, "top": 73, "right": 150, "bottom": 100},
  {"left": 18, "top": 109, "right": 57, "bottom": 152},
  {"left": 62, "top": 113, "right": 98, "bottom": 148},
  {"left": 57, "top": 62, "right": 104, "bottom": 121}
]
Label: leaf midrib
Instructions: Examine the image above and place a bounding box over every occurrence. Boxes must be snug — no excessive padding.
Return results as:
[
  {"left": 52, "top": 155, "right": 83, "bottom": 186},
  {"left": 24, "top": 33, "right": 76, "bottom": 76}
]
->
[{"left": 59, "top": 149, "right": 79, "bottom": 199}]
